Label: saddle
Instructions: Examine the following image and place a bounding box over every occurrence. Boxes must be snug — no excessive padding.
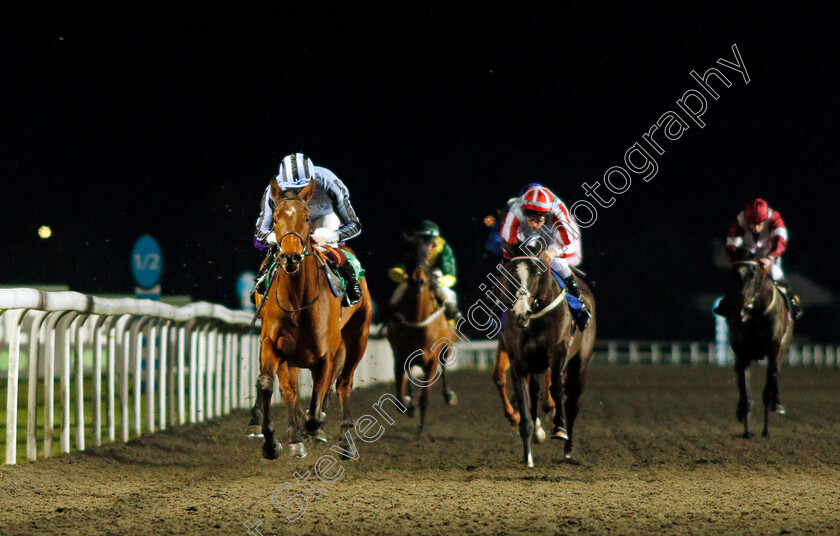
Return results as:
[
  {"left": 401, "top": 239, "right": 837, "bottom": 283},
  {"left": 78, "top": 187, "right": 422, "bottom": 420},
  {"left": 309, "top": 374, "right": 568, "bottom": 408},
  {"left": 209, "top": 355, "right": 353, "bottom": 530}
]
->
[{"left": 315, "top": 245, "right": 365, "bottom": 306}]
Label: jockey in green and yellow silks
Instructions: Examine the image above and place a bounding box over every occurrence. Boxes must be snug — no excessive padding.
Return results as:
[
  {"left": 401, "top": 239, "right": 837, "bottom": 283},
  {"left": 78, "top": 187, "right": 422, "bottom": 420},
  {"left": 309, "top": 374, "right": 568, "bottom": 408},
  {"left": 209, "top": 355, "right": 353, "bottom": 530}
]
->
[{"left": 389, "top": 220, "right": 462, "bottom": 322}]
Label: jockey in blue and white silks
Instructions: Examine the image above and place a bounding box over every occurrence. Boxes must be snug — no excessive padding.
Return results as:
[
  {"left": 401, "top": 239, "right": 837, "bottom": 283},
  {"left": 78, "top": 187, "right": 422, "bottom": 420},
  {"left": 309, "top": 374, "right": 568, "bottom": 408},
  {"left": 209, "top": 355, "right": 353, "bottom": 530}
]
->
[
  {"left": 252, "top": 153, "right": 363, "bottom": 304},
  {"left": 254, "top": 153, "right": 361, "bottom": 250}
]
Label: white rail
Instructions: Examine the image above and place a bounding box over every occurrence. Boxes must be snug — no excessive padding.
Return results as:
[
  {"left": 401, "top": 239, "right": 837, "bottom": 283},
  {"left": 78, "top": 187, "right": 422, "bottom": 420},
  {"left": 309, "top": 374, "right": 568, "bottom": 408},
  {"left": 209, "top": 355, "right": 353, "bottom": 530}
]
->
[
  {"left": 0, "top": 288, "right": 260, "bottom": 465},
  {"left": 6, "top": 290, "right": 836, "bottom": 466}
]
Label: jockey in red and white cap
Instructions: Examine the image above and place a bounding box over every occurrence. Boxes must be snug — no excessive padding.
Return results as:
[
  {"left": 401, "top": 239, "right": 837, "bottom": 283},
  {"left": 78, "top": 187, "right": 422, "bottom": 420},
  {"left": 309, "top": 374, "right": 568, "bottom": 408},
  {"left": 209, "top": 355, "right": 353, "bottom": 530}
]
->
[
  {"left": 500, "top": 185, "right": 590, "bottom": 330},
  {"left": 720, "top": 198, "right": 801, "bottom": 317},
  {"left": 726, "top": 198, "right": 787, "bottom": 280}
]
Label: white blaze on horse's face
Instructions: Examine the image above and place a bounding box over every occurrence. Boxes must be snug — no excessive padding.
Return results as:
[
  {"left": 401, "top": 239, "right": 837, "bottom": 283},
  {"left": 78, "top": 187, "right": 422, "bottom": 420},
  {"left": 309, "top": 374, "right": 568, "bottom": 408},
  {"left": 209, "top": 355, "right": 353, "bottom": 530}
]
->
[{"left": 513, "top": 262, "right": 532, "bottom": 320}]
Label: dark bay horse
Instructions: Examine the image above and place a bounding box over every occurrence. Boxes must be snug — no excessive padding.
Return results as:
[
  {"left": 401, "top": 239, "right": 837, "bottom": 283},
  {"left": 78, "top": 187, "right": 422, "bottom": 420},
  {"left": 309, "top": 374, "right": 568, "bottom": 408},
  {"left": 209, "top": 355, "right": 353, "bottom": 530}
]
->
[
  {"left": 254, "top": 179, "right": 373, "bottom": 459},
  {"left": 499, "top": 243, "right": 596, "bottom": 466},
  {"left": 725, "top": 257, "right": 794, "bottom": 438},
  {"left": 493, "top": 338, "right": 554, "bottom": 442},
  {"left": 387, "top": 234, "right": 457, "bottom": 434}
]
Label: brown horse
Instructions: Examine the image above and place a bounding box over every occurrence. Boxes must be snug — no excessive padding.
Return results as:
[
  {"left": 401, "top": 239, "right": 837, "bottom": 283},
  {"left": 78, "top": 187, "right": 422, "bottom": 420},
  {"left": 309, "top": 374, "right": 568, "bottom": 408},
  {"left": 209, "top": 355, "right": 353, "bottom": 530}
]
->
[
  {"left": 725, "top": 256, "right": 794, "bottom": 438},
  {"left": 387, "top": 234, "right": 457, "bottom": 434},
  {"left": 254, "top": 179, "right": 373, "bottom": 459},
  {"left": 499, "top": 243, "right": 596, "bottom": 466}
]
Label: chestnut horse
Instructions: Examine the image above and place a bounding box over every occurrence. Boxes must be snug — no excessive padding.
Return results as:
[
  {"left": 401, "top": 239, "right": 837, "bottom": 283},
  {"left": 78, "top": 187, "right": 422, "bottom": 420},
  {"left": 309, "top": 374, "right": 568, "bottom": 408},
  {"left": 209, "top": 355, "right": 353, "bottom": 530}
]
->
[
  {"left": 499, "top": 242, "right": 596, "bottom": 466},
  {"left": 725, "top": 255, "right": 794, "bottom": 438},
  {"left": 387, "top": 234, "right": 457, "bottom": 434},
  {"left": 254, "top": 179, "right": 373, "bottom": 459}
]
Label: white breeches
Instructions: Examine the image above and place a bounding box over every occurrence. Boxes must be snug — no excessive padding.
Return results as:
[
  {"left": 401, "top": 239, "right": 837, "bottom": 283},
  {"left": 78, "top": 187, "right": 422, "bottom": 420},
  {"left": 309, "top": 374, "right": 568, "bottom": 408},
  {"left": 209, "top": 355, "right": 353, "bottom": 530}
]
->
[
  {"left": 311, "top": 212, "right": 340, "bottom": 246},
  {"left": 549, "top": 256, "right": 573, "bottom": 279},
  {"left": 770, "top": 258, "right": 783, "bottom": 281}
]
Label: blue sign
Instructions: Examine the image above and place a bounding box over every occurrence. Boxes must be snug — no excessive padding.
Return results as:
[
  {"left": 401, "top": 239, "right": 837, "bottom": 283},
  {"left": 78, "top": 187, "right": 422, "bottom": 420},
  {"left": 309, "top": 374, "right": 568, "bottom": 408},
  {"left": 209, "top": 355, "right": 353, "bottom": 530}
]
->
[
  {"left": 131, "top": 235, "right": 163, "bottom": 289},
  {"left": 237, "top": 271, "right": 256, "bottom": 311}
]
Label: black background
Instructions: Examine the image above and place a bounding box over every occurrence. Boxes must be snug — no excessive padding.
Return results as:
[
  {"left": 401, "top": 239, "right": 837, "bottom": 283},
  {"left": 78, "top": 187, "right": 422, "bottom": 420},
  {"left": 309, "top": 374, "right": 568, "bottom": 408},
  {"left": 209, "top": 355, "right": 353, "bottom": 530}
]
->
[{"left": 1, "top": 4, "right": 837, "bottom": 339}]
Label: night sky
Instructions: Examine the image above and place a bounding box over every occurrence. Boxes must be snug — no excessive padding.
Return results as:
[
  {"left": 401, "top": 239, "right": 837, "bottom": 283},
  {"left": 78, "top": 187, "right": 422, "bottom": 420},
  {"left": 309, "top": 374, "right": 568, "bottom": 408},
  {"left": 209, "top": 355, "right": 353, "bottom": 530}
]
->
[{"left": 2, "top": 4, "right": 838, "bottom": 340}]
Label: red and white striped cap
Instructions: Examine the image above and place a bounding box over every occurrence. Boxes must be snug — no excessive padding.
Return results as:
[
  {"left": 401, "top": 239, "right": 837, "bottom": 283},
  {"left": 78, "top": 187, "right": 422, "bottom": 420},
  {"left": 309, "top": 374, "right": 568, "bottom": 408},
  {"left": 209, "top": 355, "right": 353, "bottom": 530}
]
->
[
  {"left": 275, "top": 153, "right": 314, "bottom": 189},
  {"left": 520, "top": 185, "right": 555, "bottom": 213}
]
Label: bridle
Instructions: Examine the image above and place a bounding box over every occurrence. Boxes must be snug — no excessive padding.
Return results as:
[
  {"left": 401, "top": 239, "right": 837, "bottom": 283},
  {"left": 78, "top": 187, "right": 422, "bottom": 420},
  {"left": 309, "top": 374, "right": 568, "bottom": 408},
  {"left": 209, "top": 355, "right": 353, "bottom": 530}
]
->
[
  {"left": 733, "top": 260, "right": 776, "bottom": 318},
  {"left": 272, "top": 199, "right": 321, "bottom": 314},
  {"left": 509, "top": 256, "right": 566, "bottom": 319}
]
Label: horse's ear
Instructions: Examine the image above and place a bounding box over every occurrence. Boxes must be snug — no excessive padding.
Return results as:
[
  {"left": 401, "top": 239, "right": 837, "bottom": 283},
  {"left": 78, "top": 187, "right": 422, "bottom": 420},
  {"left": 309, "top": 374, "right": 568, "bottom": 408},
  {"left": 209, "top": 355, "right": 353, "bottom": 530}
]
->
[
  {"left": 501, "top": 240, "right": 516, "bottom": 259},
  {"left": 298, "top": 180, "right": 316, "bottom": 203},
  {"left": 269, "top": 178, "right": 282, "bottom": 203}
]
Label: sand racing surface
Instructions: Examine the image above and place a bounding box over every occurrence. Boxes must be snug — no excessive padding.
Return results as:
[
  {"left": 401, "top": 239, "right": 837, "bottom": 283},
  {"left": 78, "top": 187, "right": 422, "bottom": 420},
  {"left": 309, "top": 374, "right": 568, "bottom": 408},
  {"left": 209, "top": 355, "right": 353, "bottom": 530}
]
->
[{"left": 2, "top": 365, "right": 839, "bottom": 535}]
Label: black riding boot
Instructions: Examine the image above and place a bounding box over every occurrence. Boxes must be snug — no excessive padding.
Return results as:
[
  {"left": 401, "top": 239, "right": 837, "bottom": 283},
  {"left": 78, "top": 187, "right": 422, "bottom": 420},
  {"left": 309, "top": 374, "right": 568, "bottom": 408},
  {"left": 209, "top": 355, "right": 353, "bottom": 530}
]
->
[
  {"left": 562, "top": 274, "right": 591, "bottom": 331},
  {"left": 776, "top": 283, "right": 802, "bottom": 319},
  {"left": 250, "top": 261, "right": 271, "bottom": 305},
  {"left": 337, "top": 263, "right": 362, "bottom": 306}
]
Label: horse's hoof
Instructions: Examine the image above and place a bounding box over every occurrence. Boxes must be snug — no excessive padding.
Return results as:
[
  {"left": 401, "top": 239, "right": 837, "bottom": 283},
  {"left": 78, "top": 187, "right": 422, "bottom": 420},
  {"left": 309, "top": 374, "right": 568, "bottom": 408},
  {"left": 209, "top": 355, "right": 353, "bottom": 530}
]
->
[
  {"left": 533, "top": 418, "right": 546, "bottom": 444},
  {"left": 288, "top": 442, "right": 307, "bottom": 458},
  {"left": 762, "top": 430, "right": 770, "bottom": 437},
  {"left": 550, "top": 426, "right": 568, "bottom": 441},
  {"left": 306, "top": 410, "right": 327, "bottom": 421},
  {"left": 311, "top": 429, "right": 328, "bottom": 444},
  {"left": 773, "top": 404, "right": 786, "bottom": 415},
  {"left": 444, "top": 391, "right": 457, "bottom": 406},
  {"left": 337, "top": 442, "right": 352, "bottom": 461},
  {"left": 564, "top": 452, "right": 573, "bottom": 460},
  {"left": 525, "top": 453, "right": 534, "bottom": 468},
  {"left": 245, "top": 425, "right": 264, "bottom": 439},
  {"left": 742, "top": 432, "right": 754, "bottom": 440},
  {"left": 261, "top": 440, "right": 283, "bottom": 460}
]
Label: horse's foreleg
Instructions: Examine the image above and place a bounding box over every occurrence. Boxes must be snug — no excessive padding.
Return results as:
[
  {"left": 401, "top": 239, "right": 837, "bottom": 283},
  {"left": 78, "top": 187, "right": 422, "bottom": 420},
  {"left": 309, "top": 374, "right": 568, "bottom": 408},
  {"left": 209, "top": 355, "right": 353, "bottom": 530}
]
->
[
  {"left": 288, "top": 366, "right": 305, "bottom": 431},
  {"left": 541, "top": 369, "right": 556, "bottom": 426},
  {"left": 494, "top": 344, "right": 519, "bottom": 425},
  {"left": 258, "top": 339, "right": 283, "bottom": 459},
  {"left": 418, "top": 357, "right": 438, "bottom": 436},
  {"left": 276, "top": 362, "right": 306, "bottom": 457},
  {"left": 735, "top": 360, "right": 753, "bottom": 439},
  {"left": 245, "top": 384, "right": 263, "bottom": 438},
  {"left": 762, "top": 346, "right": 785, "bottom": 437},
  {"left": 548, "top": 357, "right": 568, "bottom": 441},
  {"left": 529, "top": 374, "right": 546, "bottom": 444},
  {"left": 562, "top": 356, "right": 585, "bottom": 458},
  {"left": 440, "top": 351, "right": 457, "bottom": 406},
  {"left": 305, "top": 357, "right": 333, "bottom": 441},
  {"left": 394, "top": 356, "right": 414, "bottom": 418},
  {"left": 510, "top": 366, "right": 534, "bottom": 467},
  {"left": 322, "top": 343, "right": 345, "bottom": 416}
]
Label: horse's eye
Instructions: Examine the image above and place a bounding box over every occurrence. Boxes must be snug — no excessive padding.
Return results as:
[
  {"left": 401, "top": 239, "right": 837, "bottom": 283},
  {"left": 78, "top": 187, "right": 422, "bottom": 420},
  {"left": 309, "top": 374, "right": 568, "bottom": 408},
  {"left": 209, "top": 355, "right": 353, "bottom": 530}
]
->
[{"left": 305, "top": 216, "right": 311, "bottom": 223}]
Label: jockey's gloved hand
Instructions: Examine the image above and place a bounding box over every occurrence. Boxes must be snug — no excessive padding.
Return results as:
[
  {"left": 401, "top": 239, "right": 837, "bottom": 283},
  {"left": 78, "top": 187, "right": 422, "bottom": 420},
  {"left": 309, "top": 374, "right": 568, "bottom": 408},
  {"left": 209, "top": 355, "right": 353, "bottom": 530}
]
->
[
  {"left": 759, "top": 257, "right": 773, "bottom": 270},
  {"left": 266, "top": 232, "right": 277, "bottom": 245}
]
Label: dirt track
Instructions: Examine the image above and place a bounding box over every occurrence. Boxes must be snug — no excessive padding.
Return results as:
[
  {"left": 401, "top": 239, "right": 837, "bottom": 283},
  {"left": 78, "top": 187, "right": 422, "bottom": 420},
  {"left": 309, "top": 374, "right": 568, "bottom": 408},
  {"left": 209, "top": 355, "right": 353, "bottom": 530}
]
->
[{"left": 2, "top": 365, "right": 839, "bottom": 535}]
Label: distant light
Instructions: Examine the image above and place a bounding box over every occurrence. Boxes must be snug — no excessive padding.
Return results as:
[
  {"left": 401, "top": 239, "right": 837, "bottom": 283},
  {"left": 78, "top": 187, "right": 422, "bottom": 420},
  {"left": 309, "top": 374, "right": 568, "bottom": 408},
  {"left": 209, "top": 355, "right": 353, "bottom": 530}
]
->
[{"left": 38, "top": 226, "right": 52, "bottom": 239}]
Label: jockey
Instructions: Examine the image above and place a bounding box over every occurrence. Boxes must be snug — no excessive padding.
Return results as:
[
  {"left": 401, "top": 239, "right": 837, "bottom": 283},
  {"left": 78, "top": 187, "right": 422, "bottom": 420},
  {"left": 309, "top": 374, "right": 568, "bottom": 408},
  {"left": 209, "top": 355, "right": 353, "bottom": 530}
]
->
[
  {"left": 388, "top": 220, "right": 463, "bottom": 322},
  {"left": 500, "top": 184, "right": 591, "bottom": 331},
  {"left": 252, "top": 153, "right": 363, "bottom": 305},
  {"left": 716, "top": 198, "right": 801, "bottom": 318}
]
